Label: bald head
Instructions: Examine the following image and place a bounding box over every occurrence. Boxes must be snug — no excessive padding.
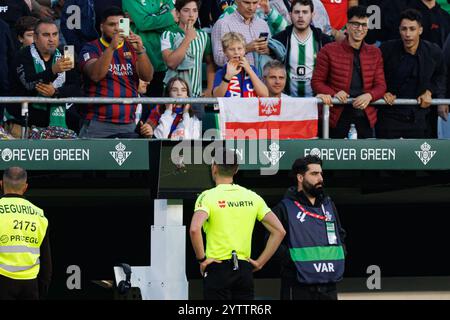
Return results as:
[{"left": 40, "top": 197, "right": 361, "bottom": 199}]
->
[{"left": 2, "top": 167, "right": 28, "bottom": 194}]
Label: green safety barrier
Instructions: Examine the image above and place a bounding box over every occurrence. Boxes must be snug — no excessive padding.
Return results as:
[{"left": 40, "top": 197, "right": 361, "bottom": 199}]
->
[
  {"left": 164, "top": 139, "right": 450, "bottom": 171},
  {"left": 225, "top": 139, "right": 450, "bottom": 170},
  {"left": 0, "top": 140, "right": 149, "bottom": 170},
  {"left": 0, "top": 139, "right": 448, "bottom": 171}
]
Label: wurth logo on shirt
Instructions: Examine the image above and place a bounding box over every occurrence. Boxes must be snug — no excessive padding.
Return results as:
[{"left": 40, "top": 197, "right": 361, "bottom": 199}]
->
[
  {"left": 217, "top": 200, "right": 255, "bottom": 208},
  {"left": 227, "top": 201, "right": 254, "bottom": 207}
]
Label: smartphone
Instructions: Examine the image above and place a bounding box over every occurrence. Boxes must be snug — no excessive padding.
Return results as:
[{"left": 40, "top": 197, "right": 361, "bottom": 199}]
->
[
  {"left": 259, "top": 32, "right": 269, "bottom": 41},
  {"left": 64, "top": 45, "right": 75, "bottom": 68},
  {"left": 119, "top": 18, "right": 130, "bottom": 38}
]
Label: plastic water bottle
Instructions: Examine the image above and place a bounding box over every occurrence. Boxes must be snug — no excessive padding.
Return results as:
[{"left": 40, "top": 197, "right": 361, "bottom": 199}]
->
[{"left": 348, "top": 123, "right": 358, "bottom": 139}]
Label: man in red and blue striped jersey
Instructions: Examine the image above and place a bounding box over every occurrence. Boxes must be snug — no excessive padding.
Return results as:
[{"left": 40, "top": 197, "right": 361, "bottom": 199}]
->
[{"left": 78, "top": 6, "right": 153, "bottom": 138}]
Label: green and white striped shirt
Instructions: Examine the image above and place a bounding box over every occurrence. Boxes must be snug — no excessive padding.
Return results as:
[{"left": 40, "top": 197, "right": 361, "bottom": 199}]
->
[
  {"left": 288, "top": 30, "right": 318, "bottom": 97},
  {"left": 161, "top": 29, "right": 212, "bottom": 97}
]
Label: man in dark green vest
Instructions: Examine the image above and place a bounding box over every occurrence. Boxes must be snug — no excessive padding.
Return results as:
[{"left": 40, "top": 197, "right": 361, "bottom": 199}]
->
[{"left": 272, "top": 155, "right": 346, "bottom": 300}]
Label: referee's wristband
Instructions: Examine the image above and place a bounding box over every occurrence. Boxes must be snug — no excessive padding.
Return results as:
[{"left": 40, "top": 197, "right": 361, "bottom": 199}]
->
[
  {"left": 197, "top": 256, "right": 207, "bottom": 263},
  {"left": 222, "top": 75, "right": 231, "bottom": 83}
]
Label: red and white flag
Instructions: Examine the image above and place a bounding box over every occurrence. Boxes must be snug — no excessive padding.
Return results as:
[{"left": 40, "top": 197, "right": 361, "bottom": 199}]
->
[{"left": 218, "top": 97, "right": 318, "bottom": 139}]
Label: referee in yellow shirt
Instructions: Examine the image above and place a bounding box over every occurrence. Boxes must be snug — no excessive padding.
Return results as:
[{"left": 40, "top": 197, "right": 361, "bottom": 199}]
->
[{"left": 190, "top": 148, "right": 286, "bottom": 300}]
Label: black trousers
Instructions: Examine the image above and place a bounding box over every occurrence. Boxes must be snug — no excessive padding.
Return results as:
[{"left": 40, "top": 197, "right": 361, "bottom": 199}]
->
[
  {"left": 203, "top": 260, "right": 254, "bottom": 300},
  {"left": 330, "top": 106, "right": 374, "bottom": 139},
  {"left": 0, "top": 275, "right": 39, "bottom": 300},
  {"left": 376, "top": 111, "right": 427, "bottom": 138},
  {"left": 280, "top": 277, "right": 338, "bottom": 300},
  {"left": 425, "top": 106, "right": 438, "bottom": 138}
]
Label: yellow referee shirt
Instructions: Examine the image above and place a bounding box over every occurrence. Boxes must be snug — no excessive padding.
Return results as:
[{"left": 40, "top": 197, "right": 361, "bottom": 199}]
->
[{"left": 194, "top": 184, "right": 271, "bottom": 261}]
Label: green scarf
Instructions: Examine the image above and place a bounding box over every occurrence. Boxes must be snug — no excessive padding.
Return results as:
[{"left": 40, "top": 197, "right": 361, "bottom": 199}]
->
[{"left": 31, "top": 44, "right": 67, "bottom": 128}]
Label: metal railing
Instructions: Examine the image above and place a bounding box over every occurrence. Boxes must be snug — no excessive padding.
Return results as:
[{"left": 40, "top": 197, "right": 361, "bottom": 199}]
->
[{"left": 0, "top": 97, "right": 449, "bottom": 139}]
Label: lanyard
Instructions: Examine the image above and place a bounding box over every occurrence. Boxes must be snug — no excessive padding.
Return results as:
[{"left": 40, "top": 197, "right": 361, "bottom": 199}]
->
[{"left": 294, "top": 201, "right": 328, "bottom": 221}]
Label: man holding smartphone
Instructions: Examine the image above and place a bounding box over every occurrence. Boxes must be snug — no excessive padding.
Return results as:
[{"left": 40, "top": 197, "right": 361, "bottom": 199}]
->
[
  {"left": 8, "top": 18, "right": 81, "bottom": 135},
  {"left": 212, "top": 0, "right": 271, "bottom": 67},
  {"left": 79, "top": 6, "right": 154, "bottom": 138}
]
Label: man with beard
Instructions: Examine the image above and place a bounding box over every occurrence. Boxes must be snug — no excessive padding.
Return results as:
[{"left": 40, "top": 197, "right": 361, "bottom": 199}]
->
[{"left": 272, "top": 155, "right": 346, "bottom": 300}]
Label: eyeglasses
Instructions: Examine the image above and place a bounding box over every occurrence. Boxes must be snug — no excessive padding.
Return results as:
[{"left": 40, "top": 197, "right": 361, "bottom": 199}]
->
[{"left": 348, "top": 21, "right": 369, "bottom": 30}]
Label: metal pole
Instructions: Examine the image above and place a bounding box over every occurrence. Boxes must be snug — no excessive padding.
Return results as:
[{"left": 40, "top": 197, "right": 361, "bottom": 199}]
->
[
  {"left": 21, "top": 102, "right": 29, "bottom": 139},
  {"left": 1, "top": 97, "right": 449, "bottom": 140},
  {"left": 322, "top": 104, "right": 330, "bottom": 139},
  {"left": 1, "top": 96, "right": 450, "bottom": 105}
]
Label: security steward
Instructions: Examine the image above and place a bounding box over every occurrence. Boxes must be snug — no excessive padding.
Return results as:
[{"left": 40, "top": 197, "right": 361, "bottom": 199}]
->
[
  {"left": 190, "top": 148, "right": 286, "bottom": 300},
  {"left": 0, "top": 167, "right": 52, "bottom": 300},
  {"left": 272, "top": 155, "right": 346, "bottom": 300}
]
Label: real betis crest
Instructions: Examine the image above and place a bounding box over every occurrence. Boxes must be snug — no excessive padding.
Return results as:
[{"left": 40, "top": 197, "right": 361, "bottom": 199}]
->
[
  {"left": 263, "top": 142, "right": 285, "bottom": 166},
  {"left": 110, "top": 142, "right": 132, "bottom": 166},
  {"left": 415, "top": 142, "right": 436, "bottom": 166}
]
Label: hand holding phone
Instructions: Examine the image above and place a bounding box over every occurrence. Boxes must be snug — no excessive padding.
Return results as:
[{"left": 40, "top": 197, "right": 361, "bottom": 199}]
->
[
  {"left": 259, "top": 32, "right": 269, "bottom": 42},
  {"left": 119, "top": 18, "right": 130, "bottom": 38},
  {"left": 64, "top": 45, "right": 75, "bottom": 68}
]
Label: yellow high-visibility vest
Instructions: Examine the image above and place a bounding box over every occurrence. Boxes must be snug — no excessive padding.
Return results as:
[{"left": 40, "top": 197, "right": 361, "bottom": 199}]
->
[{"left": 0, "top": 196, "right": 48, "bottom": 280}]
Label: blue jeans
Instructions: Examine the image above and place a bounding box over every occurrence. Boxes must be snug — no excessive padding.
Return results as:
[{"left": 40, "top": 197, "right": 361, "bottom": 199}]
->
[{"left": 79, "top": 120, "right": 138, "bottom": 138}]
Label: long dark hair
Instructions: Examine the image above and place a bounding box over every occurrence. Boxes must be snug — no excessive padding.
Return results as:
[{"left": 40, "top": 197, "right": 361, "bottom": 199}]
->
[{"left": 159, "top": 77, "right": 194, "bottom": 117}]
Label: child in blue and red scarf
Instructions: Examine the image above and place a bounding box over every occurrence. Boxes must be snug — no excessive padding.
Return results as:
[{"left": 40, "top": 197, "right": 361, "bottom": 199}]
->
[
  {"left": 140, "top": 77, "right": 201, "bottom": 139},
  {"left": 213, "top": 32, "right": 268, "bottom": 98}
]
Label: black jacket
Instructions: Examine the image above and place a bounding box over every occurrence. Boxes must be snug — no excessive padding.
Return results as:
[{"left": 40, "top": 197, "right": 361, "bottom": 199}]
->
[
  {"left": 271, "top": 187, "right": 346, "bottom": 282},
  {"left": 273, "top": 25, "right": 333, "bottom": 95},
  {"left": 273, "top": 25, "right": 333, "bottom": 65},
  {"left": 8, "top": 45, "right": 81, "bottom": 128},
  {"left": 381, "top": 0, "right": 450, "bottom": 47},
  {"left": 380, "top": 39, "right": 447, "bottom": 112},
  {"left": 409, "top": 0, "right": 450, "bottom": 48},
  {"left": 444, "top": 34, "right": 450, "bottom": 97},
  {"left": 61, "top": 0, "right": 99, "bottom": 55},
  {"left": 0, "top": 0, "right": 31, "bottom": 31},
  {"left": 0, "top": 19, "right": 14, "bottom": 99},
  {"left": 199, "top": 0, "right": 229, "bottom": 28},
  {"left": 379, "top": 0, "right": 411, "bottom": 42}
]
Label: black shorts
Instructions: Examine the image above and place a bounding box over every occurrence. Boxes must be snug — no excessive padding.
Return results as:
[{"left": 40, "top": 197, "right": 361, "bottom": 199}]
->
[{"left": 203, "top": 259, "right": 254, "bottom": 300}]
